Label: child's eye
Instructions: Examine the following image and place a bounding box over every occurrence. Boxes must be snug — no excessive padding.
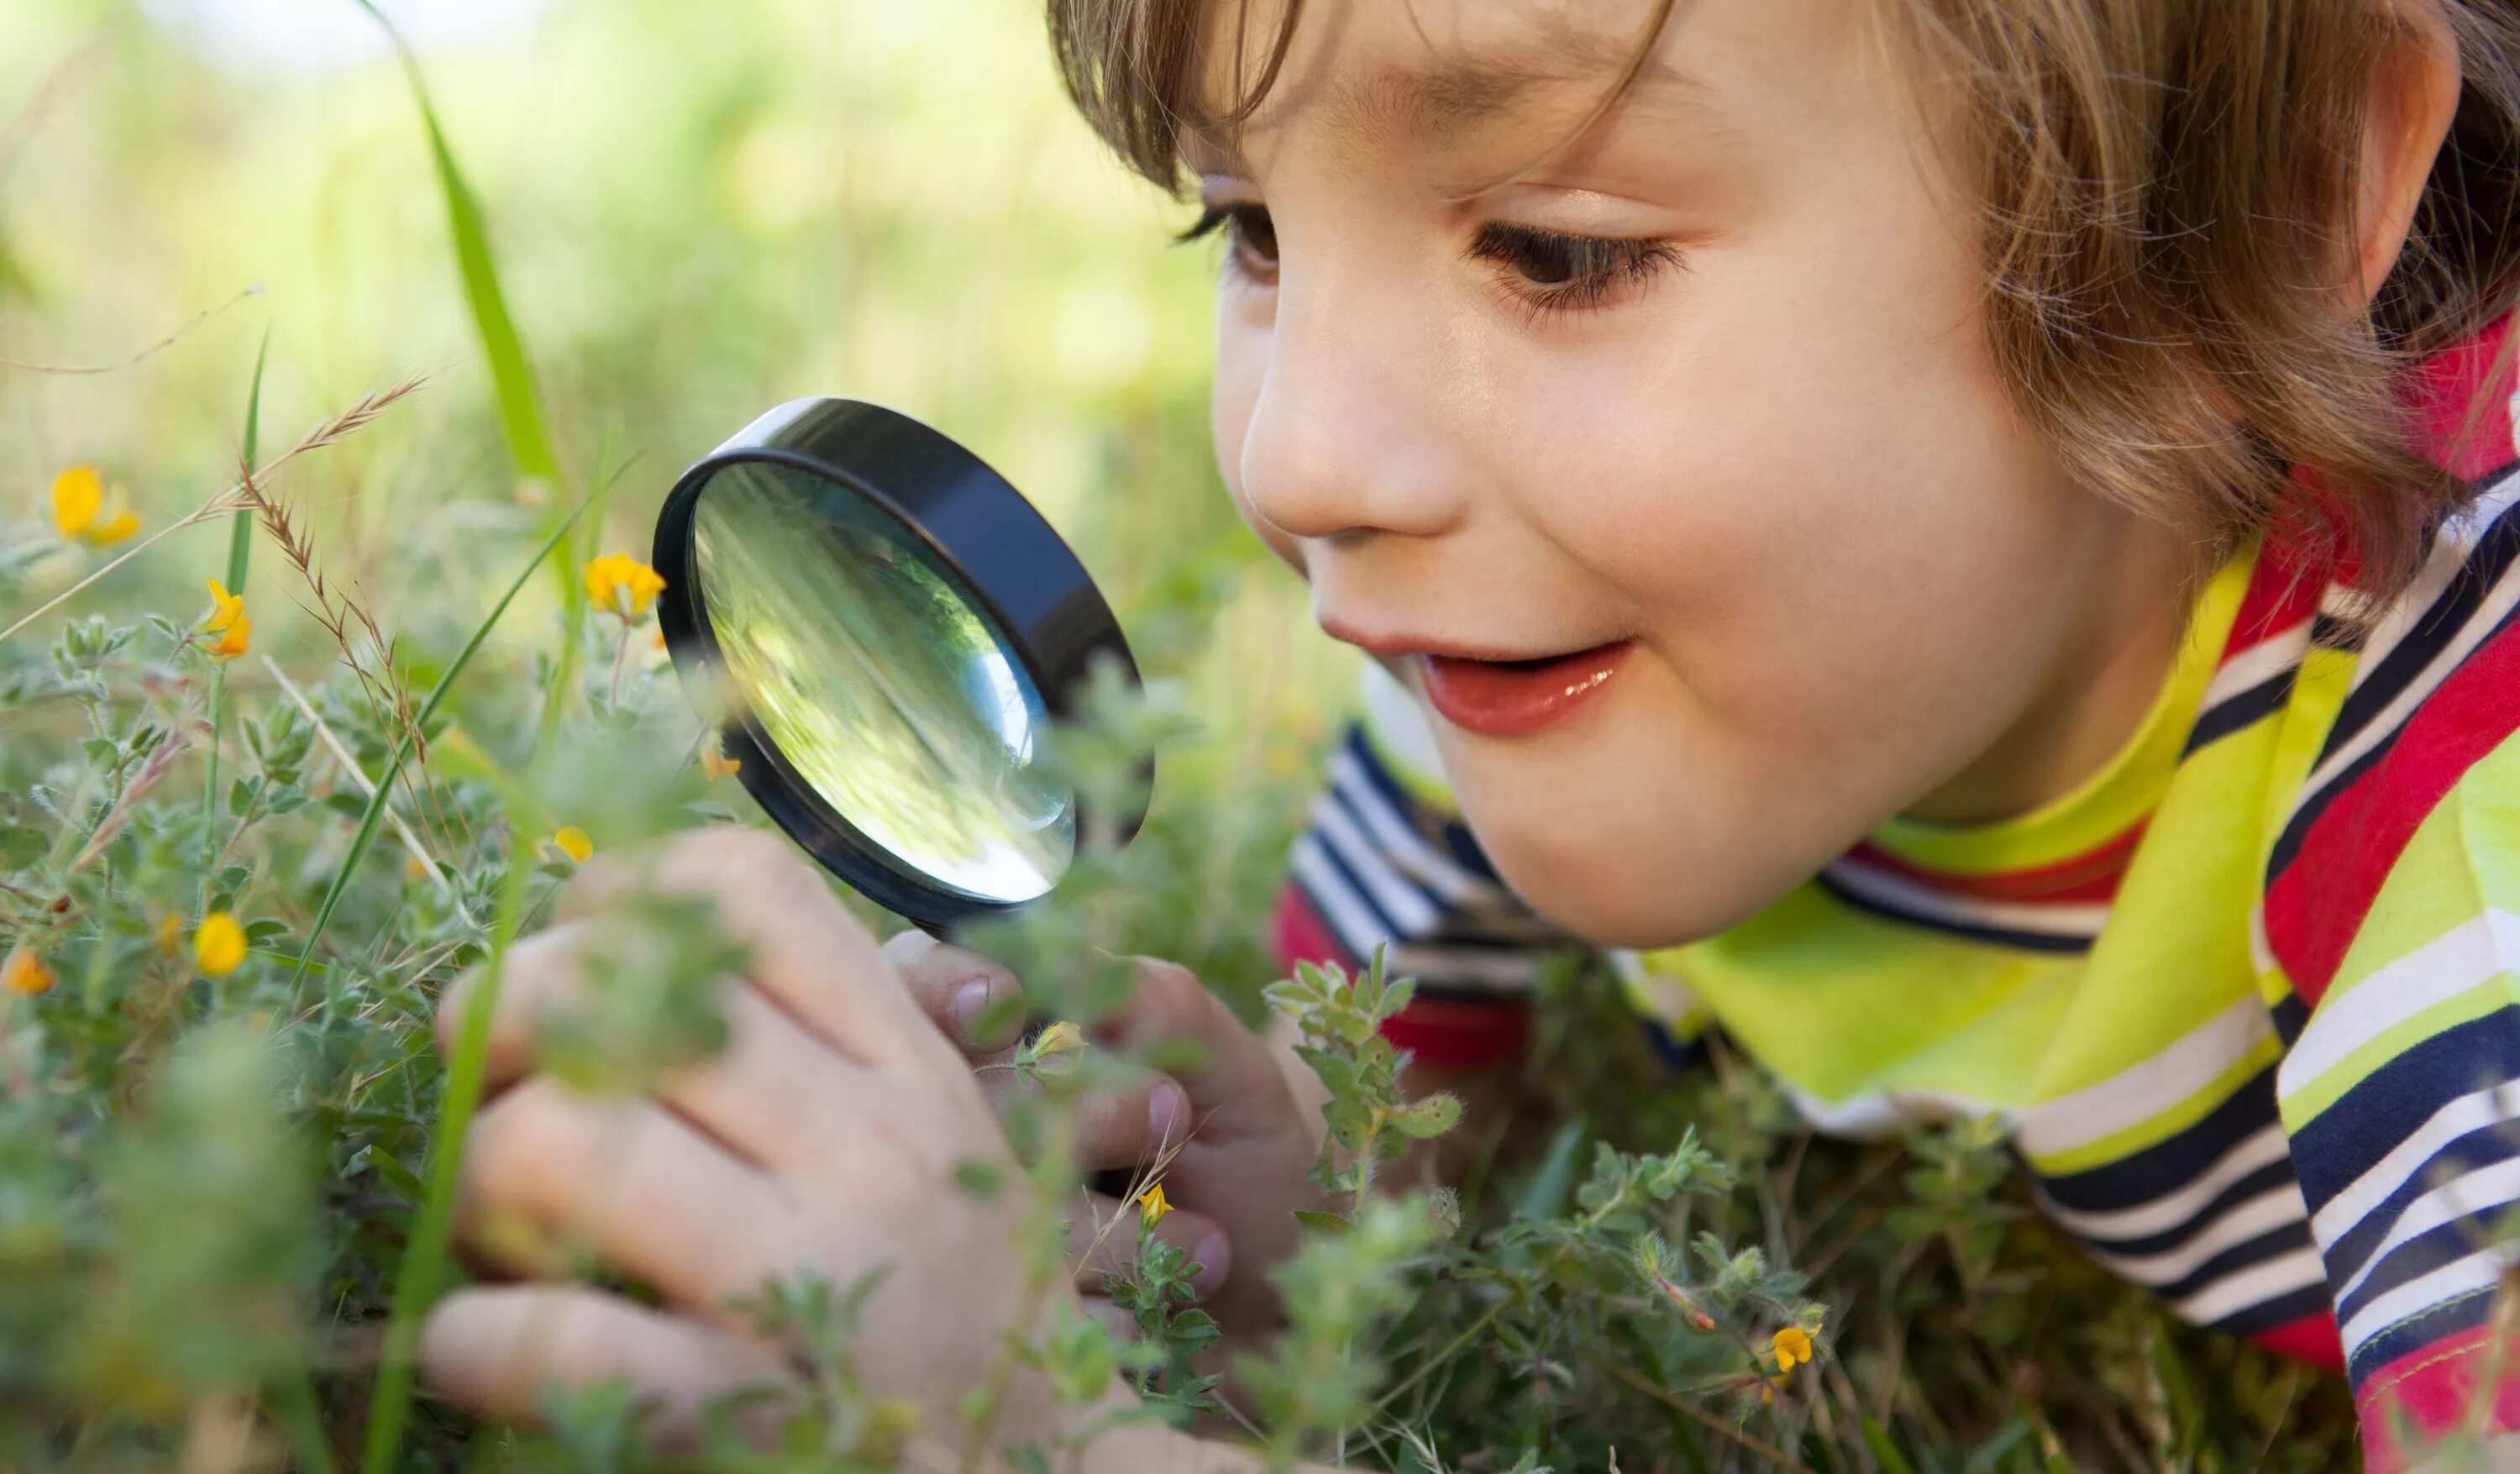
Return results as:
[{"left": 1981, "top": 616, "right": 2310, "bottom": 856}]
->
[
  {"left": 1467, "top": 222, "right": 1685, "bottom": 322},
  {"left": 1172, "top": 203, "right": 1280, "bottom": 285}
]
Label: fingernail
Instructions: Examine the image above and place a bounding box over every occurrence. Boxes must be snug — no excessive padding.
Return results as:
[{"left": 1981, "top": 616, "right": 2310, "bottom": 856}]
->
[
  {"left": 1147, "top": 1080, "right": 1188, "bottom": 1146},
  {"left": 952, "top": 978, "right": 995, "bottom": 1038},
  {"left": 1189, "top": 1232, "right": 1231, "bottom": 1298}
]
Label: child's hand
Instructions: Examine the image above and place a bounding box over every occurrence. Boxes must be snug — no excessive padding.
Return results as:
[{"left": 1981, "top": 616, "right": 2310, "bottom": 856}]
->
[
  {"left": 414, "top": 829, "right": 1168, "bottom": 1461},
  {"left": 880, "top": 931, "right": 1330, "bottom": 1356}
]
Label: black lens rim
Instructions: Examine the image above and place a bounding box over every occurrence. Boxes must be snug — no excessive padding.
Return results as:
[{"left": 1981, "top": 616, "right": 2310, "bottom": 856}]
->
[{"left": 653, "top": 396, "right": 1144, "bottom": 929}]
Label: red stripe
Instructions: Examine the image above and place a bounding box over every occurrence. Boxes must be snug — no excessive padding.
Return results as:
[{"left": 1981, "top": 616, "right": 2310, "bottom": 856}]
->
[
  {"left": 2225, "top": 527, "right": 2332, "bottom": 656},
  {"left": 2250, "top": 1311, "right": 2344, "bottom": 1372},
  {"left": 2404, "top": 309, "right": 2518, "bottom": 481},
  {"left": 1842, "top": 823, "right": 2145, "bottom": 905},
  {"left": 1268, "top": 886, "right": 1530, "bottom": 1070},
  {"left": 2354, "top": 1325, "right": 2520, "bottom": 1473},
  {"left": 2263, "top": 617, "right": 2520, "bottom": 1000}
]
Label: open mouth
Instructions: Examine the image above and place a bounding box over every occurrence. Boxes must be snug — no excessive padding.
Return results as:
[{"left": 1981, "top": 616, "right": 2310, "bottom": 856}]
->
[{"left": 1418, "top": 640, "right": 1636, "bottom": 737}]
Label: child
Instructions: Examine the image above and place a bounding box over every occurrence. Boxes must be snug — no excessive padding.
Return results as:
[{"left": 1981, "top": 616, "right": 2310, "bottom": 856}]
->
[{"left": 417, "top": 0, "right": 2520, "bottom": 1467}]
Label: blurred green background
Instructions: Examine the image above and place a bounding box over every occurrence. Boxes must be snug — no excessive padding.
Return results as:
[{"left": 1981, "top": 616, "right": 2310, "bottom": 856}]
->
[{"left": 0, "top": 0, "right": 1352, "bottom": 862}]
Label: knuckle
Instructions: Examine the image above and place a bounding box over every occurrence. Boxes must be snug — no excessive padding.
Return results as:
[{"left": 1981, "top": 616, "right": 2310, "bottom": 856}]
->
[{"left": 467, "top": 1083, "right": 589, "bottom": 1209}]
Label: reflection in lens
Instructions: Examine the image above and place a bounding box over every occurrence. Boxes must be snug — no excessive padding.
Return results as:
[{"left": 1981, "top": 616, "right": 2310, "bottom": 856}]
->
[{"left": 692, "top": 460, "right": 1074, "bottom": 902}]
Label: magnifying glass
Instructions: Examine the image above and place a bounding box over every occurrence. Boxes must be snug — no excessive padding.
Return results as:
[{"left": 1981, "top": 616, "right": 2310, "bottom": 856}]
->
[{"left": 651, "top": 397, "right": 1146, "bottom": 933}]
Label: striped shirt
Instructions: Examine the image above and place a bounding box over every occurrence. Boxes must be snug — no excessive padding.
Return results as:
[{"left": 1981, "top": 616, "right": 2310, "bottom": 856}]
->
[{"left": 1268, "top": 312, "right": 2520, "bottom": 1468}]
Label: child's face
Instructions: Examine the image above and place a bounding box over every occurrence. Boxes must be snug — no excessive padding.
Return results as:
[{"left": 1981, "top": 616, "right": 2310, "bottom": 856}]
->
[{"left": 1194, "top": 0, "right": 2190, "bottom": 948}]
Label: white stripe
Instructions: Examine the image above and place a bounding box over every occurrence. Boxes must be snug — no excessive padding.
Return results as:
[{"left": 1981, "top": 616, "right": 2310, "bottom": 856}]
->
[
  {"left": 2310, "top": 1078, "right": 2520, "bottom": 1249},
  {"left": 1783, "top": 1083, "right": 2010, "bottom": 1141},
  {"left": 1820, "top": 858, "right": 2110, "bottom": 938},
  {"left": 2017, "top": 994, "right": 2273, "bottom": 1158},
  {"left": 2337, "top": 1156, "right": 2520, "bottom": 1307},
  {"left": 1383, "top": 944, "right": 1540, "bottom": 992},
  {"left": 1327, "top": 747, "right": 1480, "bottom": 905},
  {"left": 2276, "top": 910, "right": 2520, "bottom": 1101},
  {"left": 2079, "top": 1183, "right": 2310, "bottom": 1287},
  {"left": 2340, "top": 1240, "right": 2520, "bottom": 1359},
  {"left": 1291, "top": 836, "right": 1388, "bottom": 958},
  {"left": 1309, "top": 796, "right": 1441, "bottom": 936},
  {"left": 2341, "top": 472, "right": 2520, "bottom": 693},
  {"left": 2199, "top": 619, "right": 2310, "bottom": 711},
  {"left": 2171, "top": 1243, "right": 2331, "bottom": 1326},
  {"left": 2303, "top": 490, "right": 2520, "bottom": 794},
  {"left": 2038, "top": 1123, "right": 2295, "bottom": 1242}
]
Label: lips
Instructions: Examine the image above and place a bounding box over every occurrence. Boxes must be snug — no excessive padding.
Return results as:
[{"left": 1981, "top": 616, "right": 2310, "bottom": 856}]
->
[{"left": 1417, "top": 641, "right": 1636, "bottom": 737}]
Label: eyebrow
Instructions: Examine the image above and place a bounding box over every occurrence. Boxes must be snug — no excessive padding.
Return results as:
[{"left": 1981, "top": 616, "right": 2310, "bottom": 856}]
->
[{"left": 1182, "top": 26, "right": 1722, "bottom": 173}]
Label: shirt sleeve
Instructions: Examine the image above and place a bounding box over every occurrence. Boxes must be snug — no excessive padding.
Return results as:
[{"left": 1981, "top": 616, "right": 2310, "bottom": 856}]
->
[
  {"left": 2262, "top": 566, "right": 2520, "bottom": 1469},
  {"left": 1267, "top": 659, "right": 1592, "bottom": 1070}
]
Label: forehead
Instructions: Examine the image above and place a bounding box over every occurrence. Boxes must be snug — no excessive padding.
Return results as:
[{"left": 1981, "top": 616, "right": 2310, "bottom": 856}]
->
[{"left": 1179, "top": 0, "right": 1732, "bottom": 168}]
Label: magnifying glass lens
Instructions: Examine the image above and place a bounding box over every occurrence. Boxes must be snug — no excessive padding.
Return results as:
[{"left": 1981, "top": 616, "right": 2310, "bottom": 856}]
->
[{"left": 690, "top": 460, "right": 1075, "bottom": 904}]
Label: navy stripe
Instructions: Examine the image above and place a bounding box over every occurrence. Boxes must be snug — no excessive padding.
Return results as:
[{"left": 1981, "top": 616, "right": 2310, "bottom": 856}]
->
[
  {"left": 2144, "top": 1218, "right": 2320, "bottom": 1305},
  {"left": 2183, "top": 668, "right": 2297, "bottom": 755},
  {"left": 2323, "top": 1121, "right": 2520, "bottom": 1292},
  {"left": 1337, "top": 725, "right": 1504, "bottom": 883},
  {"left": 2270, "top": 990, "right": 2311, "bottom": 1048},
  {"left": 2216, "top": 1280, "right": 2337, "bottom": 1339},
  {"left": 2035, "top": 1064, "right": 2282, "bottom": 1213},
  {"left": 1813, "top": 872, "right": 2094, "bottom": 955},
  {"left": 2064, "top": 1157, "right": 2304, "bottom": 1259},
  {"left": 2287, "top": 1005, "right": 2520, "bottom": 1215},
  {"left": 1641, "top": 1015, "right": 1704, "bottom": 1072},
  {"left": 2265, "top": 711, "right": 2407, "bottom": 883},
  {"left": 2336, "top": 1214, "right": 2520, "bottom": 1330},
  {"left": 2318, "top": 496, "right": 2520, "bottom": 758},
  {"left": 2347, "top": 1280, "right": 2500, "bottom": 1387},
  {"left": 1295, "top": 831, "right": 1413, "bottom": 950}
]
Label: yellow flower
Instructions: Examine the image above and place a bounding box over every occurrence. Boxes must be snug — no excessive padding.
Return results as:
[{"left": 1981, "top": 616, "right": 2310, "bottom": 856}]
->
[
  {"left": 1772, "top": 1326, "right": 1814, "bottom": 1372},
  {"left": 193, "top": 912, "right": 246, "bottom": 977},
  {"left": 3, "top": 947, "right": 55, "bottom": 996},
  {"left": 206, "top": 615, "right": 250, "bottom": 662},
  {"left": 701, "top": 741, "right": 742, "bottom": 783},
  {"left": 155, "top": 915, "right": 182, "bottom": 955},
  {"left": 1137, "top": 1183, "right": 1173, "bottom": 1226},
  {"left": 203, "top": 578, "right": 244, "bottom": 633},
  {"left": 550, "top": 826, "right": 594, "bottom": 864},
  {"left": 585, "top": 552, "right": 666, "bottom": 622},
  {"left": 1031, "top": 1019, "right": 1084, "bottom": 1061},
  {"left": 51, "top": 464, "right": 140, "bottom": 548}
]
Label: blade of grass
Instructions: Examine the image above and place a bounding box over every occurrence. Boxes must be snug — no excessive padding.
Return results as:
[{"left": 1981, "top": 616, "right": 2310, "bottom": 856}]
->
[
  {"left": 348, "top": 1, "right": 591, "bottom": 648},
  {"left": 283, "top": 487, "right": 593, "bottom": 1010},
  {"left": 202, "top": 328, "right": 268, "bottom": 905}
]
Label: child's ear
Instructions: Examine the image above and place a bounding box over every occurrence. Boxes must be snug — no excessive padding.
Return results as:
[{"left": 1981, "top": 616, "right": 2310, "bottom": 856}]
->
[{"left": 2351, "top": 0, "right": 2465, "bottom": 307}]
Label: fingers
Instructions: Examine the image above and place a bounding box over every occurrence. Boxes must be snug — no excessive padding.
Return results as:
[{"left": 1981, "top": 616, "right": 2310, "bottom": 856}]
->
[
  {"left": 445, "top": 924, "right": 885, "bottom": 1172},
  {"left": 419, "top": 1284, "right": 798, "bottom": 1447},
  {"left": 544, "top": 827, "right": 945, "bottom": 1069},
  {"left": 1099, "top": 957, "right": 1300, "bottom": 1144},
  {"left": 462, "top": 1076, "right": 811, "bottom": 1314},
  {"left": 1065, "top": 1191, "right": 1231, "bottom": 1301},
  {"left": 880, "top": 931, "right": 1026, "bottom": 1053}
]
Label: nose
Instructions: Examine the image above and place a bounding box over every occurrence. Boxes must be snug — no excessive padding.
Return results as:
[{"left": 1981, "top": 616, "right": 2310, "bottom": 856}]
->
[{"left": 1235, "top": 264, "right": 1468, "bottom": 544}]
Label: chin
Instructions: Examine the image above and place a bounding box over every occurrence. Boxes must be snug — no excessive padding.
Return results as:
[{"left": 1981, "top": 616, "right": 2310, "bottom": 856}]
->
[{"left": 1450, "top": 775, "right": 1797, "bottom": 952}]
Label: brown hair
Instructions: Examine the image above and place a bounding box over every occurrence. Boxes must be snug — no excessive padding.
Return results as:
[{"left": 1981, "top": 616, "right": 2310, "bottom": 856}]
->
[{"left": 1047, "top": 0, "right": 2520, "bottom": 601}]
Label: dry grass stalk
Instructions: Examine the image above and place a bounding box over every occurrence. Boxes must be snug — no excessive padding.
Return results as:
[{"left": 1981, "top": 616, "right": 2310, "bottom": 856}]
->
[
  {"left": 0, "top": 285, "right": 263, "bottom": 376},
  {"left": 0, "top": 377, "right": 426, "bottom": 646}
]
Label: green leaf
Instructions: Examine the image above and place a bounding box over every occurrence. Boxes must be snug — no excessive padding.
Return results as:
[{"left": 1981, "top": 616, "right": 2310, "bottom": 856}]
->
[
  {"left": 1389, "top": 1092, "right": 1462, "bottom": 1140},
  {"left": 1293, "top": 1209, "right": 1352, "bottom": 1238},
  {"left": 1861, "top": 1416, "right": 1921, "bottom": 1474}
]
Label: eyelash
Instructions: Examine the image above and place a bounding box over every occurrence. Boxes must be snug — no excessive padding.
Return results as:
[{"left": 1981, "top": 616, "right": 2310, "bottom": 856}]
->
[{"left": 1170, "top": 203, "right": 1685, "bottom": 321}]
